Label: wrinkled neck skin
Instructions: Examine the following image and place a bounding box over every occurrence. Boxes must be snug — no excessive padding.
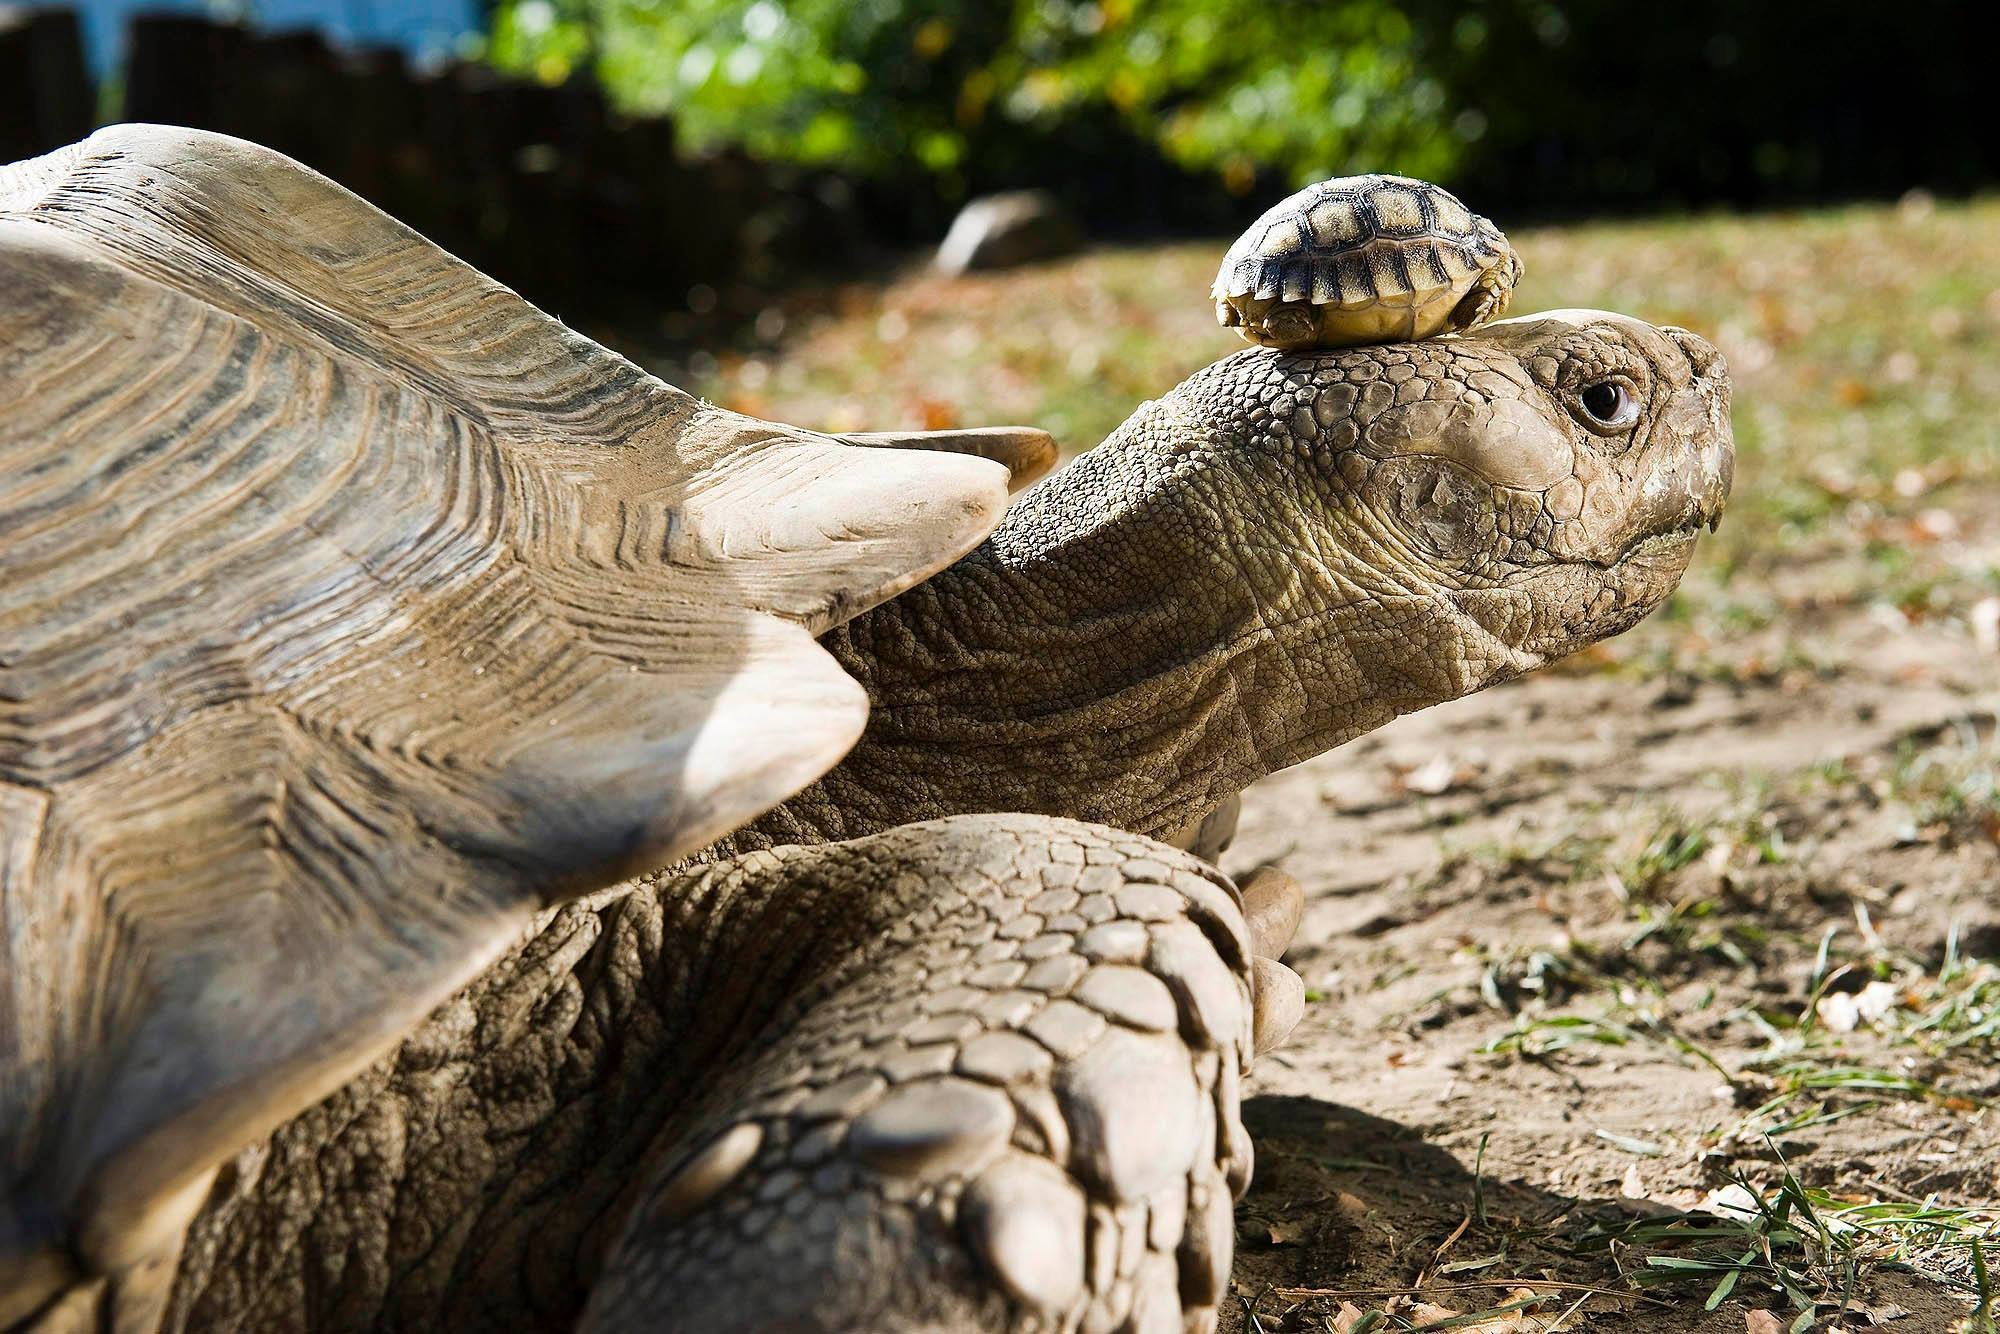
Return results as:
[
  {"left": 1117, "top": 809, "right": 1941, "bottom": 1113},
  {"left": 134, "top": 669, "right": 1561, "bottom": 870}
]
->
[
  {"left": 741, "top": 375, "right": 1540, "bottom": 849},
  {"left": 741, "top": 312, "right": 1730, "bottom": 852}
]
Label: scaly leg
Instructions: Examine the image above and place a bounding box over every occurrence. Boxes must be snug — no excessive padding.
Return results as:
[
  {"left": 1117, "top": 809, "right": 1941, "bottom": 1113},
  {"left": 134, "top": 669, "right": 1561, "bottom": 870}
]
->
[
  {"left": 162, "top": 815, "right": 1299, "bottom": 1331},
  {"left": 585, "top": 814, "right": 1298, "bottom": 1333}
]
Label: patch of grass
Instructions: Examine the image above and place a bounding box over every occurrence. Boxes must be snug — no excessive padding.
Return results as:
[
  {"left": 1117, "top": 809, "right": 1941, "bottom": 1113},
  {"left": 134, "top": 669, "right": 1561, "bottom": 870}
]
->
[
  {"left": 1610, "top": 821, "right": 1713, "bottom": 898},
  {"left": 1480, "top": 1013, "right": 1640, "bottom": 1060},
  {"left": 1885, "top": 724, "right": 2000, "bottom": 845},
  {"left": 1437, "top": 824, "right": 1611, "bottom": 884},
  {"left": 1430, "top": 730, "right": 1999, "bottom": 1142},
  {"left": 1247, "top": 1285, "right": 1585, "bottom": 1334},
  {"left": 1465, "top": 886, "right": 1997, "bottom": 1141},
  {"left": 1904, "top": 925, "right": 2000, "bottom": 1051},
  {"left": 1470, "top": 942, "right": 1604, "bottom": 1013},
  {"left": 1621, "top": 898, "right": 1768, "bottom": 970},
  {"left": 1285, "top": 1165, "right": 2000, "bottom": 1332},
  {"left": 1561, "top": 1167, "right": 2000, "bottom": 1327},
  {"left": 1740, "top": 1061, "right": 1980, "bottom": 1108},
  {"left": 1706, "top": 924, "right": 1999, "bottom": 1146},
  {"left": 1455, "top": 797, "right": 1791, "bottom": 976}
]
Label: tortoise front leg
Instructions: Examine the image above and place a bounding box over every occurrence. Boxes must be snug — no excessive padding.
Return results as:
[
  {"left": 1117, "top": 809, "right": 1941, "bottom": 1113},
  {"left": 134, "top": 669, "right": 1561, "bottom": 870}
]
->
[
  {"left": 584, "top": 815, "right": 1300, "bottom": 1333},
  {"left": 162, "top": 816, "right": 1297, "bottom": 1331}
]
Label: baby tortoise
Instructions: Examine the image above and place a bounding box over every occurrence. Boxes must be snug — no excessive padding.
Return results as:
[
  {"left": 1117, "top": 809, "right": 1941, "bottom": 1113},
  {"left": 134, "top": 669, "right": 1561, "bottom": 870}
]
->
[{"left": 1213, "top": 173, "right": 1522, "bottom": 350}]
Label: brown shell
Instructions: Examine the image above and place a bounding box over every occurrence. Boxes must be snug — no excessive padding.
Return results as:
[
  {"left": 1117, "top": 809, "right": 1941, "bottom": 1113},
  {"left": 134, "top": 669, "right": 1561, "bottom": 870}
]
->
[
  {"left": 1211, "top": 174, "right": 1522, "bottom": 349},
  {"left": 0, "top": 125, "right": 1026, "bottom": 1312}
]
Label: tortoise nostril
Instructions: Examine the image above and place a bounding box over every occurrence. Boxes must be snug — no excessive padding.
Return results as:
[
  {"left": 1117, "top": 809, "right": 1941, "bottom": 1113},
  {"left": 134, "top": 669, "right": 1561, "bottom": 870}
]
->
[{"left": 1661, "top": 326, "right": 1725, "bottom": 381}]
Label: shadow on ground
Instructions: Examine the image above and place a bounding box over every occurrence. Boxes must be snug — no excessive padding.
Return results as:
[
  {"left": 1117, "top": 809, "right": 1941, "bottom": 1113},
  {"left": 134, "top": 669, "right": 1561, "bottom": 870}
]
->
[{"left": 1225, "top": 1095, "right": 1971, "bottom": 1332}]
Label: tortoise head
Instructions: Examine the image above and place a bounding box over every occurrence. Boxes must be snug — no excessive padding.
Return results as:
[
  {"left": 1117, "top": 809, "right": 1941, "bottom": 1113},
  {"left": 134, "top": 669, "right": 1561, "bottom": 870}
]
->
[
  {"left": 798, "top": 307, "right": 1733, "bottom": 845},
  {"left": 1318, "top": 308, "right": 1735, "bottom": 661},
  {"left": 1140, "top": 306, "right": 1734, "bottom": 675}
]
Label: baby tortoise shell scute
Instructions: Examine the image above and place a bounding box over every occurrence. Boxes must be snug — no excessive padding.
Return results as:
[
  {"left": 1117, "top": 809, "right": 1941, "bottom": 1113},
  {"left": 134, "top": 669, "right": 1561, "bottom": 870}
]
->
[{"left": 1212, "top": 174, "right": 1522, "bottom": 350}]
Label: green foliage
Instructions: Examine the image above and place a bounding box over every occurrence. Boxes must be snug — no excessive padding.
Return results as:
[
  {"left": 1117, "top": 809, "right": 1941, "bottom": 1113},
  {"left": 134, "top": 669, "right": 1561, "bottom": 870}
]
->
[
  {"left": 986, "top": 0, "right": 1461, "bottom": 189},
  {"left": 485, "top": 0, "right": 1007, "bottom": 178},
  {"left": 483, "top": 2, "right": 2000, "bottom": 219},
  {"left": 486, "top": 0, "right": 595, "bottom": 86},
  {"left": 481, "top": 0, "right": 1465, "bottom": 190}
]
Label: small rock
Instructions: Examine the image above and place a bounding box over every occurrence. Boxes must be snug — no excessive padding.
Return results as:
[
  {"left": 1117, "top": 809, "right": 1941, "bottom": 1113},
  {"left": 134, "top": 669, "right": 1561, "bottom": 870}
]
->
[
  {"left": 1404, "top": 755, "right": 1458, "bottom": 794},
  {"left": 1971, "top": 597, "right": 2000, "bottom": 654},
  {"left": 1853, "top": 978, "right": 1900, "bottom": 1024},
  {"left": 934, "top": 191, "right": 1081, "bottom": 275},
  {"left": 1816, "top": 991, "right": 1861, "bottom": 1033}
]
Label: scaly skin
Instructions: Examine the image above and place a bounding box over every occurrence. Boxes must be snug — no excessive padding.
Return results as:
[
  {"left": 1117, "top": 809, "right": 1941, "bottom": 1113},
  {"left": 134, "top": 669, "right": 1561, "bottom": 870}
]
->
[
  {"left": 146, "top": 310, "right": 1730, "bottom": 1334},
  {"left": 741, "top": 310, "right": 1732, "bottom": 848},
  {"left": 585, "top": 818, "right": 1263, "bottom": 1333},
  {"left": 159, "top": 820, "right": 1273, "bottom": 1333}
]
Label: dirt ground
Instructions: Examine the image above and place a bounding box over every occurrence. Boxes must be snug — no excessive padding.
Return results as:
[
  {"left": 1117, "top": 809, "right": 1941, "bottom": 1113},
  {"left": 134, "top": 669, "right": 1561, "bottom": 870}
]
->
[
  {"left": 1218, "top": 537, "right": 1998, "bottom": 1332},
  {"left": 618, "top": 194, "right": 2000, "bottom": 1331}
]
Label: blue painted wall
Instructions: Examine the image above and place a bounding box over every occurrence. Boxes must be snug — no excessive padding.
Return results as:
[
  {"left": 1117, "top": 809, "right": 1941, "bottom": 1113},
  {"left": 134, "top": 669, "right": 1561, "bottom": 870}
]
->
[{"left": 66, "top": 0, "right": 479, "bottom": 74}]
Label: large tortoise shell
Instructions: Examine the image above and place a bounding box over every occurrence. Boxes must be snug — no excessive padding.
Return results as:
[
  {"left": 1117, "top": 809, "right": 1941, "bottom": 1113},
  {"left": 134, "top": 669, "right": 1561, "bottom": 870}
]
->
[{"left": 0, "top": 124, "right": 1036, "bottom": 1317}]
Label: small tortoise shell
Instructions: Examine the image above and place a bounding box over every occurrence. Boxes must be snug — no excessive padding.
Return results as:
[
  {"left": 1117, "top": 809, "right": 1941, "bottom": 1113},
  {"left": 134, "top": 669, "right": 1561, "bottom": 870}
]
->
[{"left": 1213, "top": 174, "right": 1522, "bottom": 350}]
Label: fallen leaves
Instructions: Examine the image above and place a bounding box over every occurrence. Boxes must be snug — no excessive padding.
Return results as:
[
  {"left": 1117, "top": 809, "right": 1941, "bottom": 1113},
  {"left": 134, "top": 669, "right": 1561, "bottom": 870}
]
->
[
  {"left": 1328, "top": 1287, "right": 1570, "bottom": 1334},
  {"left": 1743, "top": 1310, "right": 1783, "bottom": 1334},
  {"left": 1332, "top": 1302, "right": 1377, "bottom": 1334}
]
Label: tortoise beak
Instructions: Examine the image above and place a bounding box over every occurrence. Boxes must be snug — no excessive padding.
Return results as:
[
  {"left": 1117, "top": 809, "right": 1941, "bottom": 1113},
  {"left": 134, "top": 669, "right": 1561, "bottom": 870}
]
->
[{"left": 1606, "top": 328, "right": 1734, "bottom": 561}]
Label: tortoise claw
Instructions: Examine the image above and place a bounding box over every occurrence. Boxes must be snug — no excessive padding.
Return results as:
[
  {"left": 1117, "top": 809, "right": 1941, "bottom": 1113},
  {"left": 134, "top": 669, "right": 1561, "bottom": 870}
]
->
[{"left": 583, "top": 817, "right": 1258, "bottom": 1333}]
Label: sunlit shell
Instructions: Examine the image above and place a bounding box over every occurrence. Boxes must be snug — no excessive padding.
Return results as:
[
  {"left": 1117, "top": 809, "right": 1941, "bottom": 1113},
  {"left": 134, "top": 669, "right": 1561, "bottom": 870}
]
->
[{"left": 1212, "top": 174, "right": 1522, "bottom": 350}]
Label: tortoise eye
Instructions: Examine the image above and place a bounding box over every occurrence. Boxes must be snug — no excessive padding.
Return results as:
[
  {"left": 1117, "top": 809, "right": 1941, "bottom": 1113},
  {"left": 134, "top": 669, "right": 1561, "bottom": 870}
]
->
[{"left": 1578, "top": 380, "right": 1639, "bottom": 430}]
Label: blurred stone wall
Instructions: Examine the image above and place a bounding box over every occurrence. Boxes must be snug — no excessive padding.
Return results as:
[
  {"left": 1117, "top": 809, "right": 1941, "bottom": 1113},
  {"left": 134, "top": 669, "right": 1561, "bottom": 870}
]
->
[
  {"left": 0, "top": 8, "right": 94, "bottom": 165},
  {"left": 1, "top": 7, "right": 874, "bottom": 319}
]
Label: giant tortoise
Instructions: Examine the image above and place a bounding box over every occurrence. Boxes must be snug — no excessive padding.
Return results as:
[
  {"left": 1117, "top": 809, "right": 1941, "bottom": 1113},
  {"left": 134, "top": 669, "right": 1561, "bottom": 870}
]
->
[{"left": 0, "top": 127, "right": 1733, "bottom": 1331}]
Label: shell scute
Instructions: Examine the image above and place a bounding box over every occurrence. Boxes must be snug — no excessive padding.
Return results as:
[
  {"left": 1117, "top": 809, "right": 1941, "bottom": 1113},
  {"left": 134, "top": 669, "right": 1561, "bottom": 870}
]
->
[
  {"left": 1365, "top": 184, "right": 1427, "bottom": 234},
  {"left": 1305, "top": 196, "right": 1364, "bottom": 247},
  {"left": 1430, "top": 191, "right": 1473, "bottom": 234}
]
